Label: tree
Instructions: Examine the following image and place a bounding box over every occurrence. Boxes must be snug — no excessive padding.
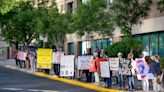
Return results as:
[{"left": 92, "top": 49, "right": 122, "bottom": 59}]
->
[
  {"left": 37, "top": 5, "right": 73, "bottom": 50},
  {"left": 1, "top": 1, "right": 40, "bottom": 49},
  {"left": 73, "top": 0, "right": 114, "bottom": 37},
  {"left": 110, "top": 0, "right": 152, "bottom": 53},
  {"left": 157, "top": 0, "right": 164, "bottom": 12},
  {"left": 0, "top": 0, "right": 28, "bottom": 15}
]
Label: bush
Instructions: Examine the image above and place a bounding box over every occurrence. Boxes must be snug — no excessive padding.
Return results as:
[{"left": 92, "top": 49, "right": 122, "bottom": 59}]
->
[
  {"left": 160, "top": 58, "right": 164, "bottom": 68},
  {"left": 104, "top": 39, "right": 142, "bottom": 58}
]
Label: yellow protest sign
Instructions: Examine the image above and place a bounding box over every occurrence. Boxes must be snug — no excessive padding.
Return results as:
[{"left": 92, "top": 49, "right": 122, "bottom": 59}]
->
[{"left": 37, "top": 48, "right": 52, "bottom": 69}]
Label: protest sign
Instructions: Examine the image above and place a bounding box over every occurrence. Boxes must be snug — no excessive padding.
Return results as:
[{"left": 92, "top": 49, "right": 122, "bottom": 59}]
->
[
  {"left": 37, "top": 48, "right": 52, "bottom": 69},
  {"left": 109, "top": 58, "right": 119, "bottom": 71},
  {"left": 18, "top": 51, "right": 27, "bottom": 61},
  {"left": 100, "top": 62, "right": 110, "bottom": 77},
  {"left": 118, "top": 59, "right": 131, "bottom": 76},
  {"left": 77, "top": 55, "right": 93, "bottom": 70},
  {"left": 135, "top": 58, "right": 154, "bottom": 80},
  {"left": 52, "top": 52, "right": 64, "bottom": 64},
  {"left": 60, "top": 55, "right": 74, "bottom": 77}
]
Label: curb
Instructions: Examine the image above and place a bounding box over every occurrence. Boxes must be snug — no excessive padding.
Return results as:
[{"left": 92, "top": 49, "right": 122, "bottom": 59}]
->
[
  {"left": 1, "top": 64, "right": 120, "bottom": 92},
  {"left": 34, "top": 72, "right": 120, "bottom": 92}
]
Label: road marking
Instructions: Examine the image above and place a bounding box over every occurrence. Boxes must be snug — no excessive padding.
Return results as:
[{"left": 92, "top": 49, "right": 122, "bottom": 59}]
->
[
  {"left": 2, "top": 88, "right": 66, "bottom": 92},
  {"left": 34, "top": 72, "right": 120, "bottom": 92}
]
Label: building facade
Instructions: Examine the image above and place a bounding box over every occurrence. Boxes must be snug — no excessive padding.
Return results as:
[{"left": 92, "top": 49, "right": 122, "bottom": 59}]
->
[{"left": 61, "top": 0, "right": 164, "bottom": 57}]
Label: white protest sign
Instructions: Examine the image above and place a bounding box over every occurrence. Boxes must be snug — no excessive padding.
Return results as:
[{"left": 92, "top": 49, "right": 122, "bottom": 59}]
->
[
  {"left": 77, "top": 55, "right": 93, "bottom": 70},
  {"left": 100, "top": 62, "right": 110, "bottom": 77},
  {"left": 135, "top": 58, "right": 154, "bottom": 80},
  {"left": 109, "top": 58, "right": 119, "bottom": 71},
  {"left": 52, "top": 52, "right": 64, "bottom": 64},
  {"left": 60, "top": 55, "right": 74, "bottom": 77},
  {"left": 18, "top": 51, "right": 27, "bottom": 61}
]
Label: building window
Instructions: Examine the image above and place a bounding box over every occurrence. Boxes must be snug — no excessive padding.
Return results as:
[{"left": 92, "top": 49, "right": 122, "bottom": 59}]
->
[
  {"left": 102, "top": 39, "right": 107, "bottom": 49},
  {"left": 82, "top": 41, "right": 91, "bottom": 55},
  {"left": 68, "top": 43, "right": 74, "bottom": 55},
  {"left": 67, "top": 1, "right": 74, "bottom": 13},
  {"left": 150, "top": 33, "right": 158, "bottom": 56},
  {"left": 134, "top": 35, "right": 141, "bottom": 41},
  {"left": 96, "top": 40, "right": 102, "bottom": 49},
  {"left": 159, "top": 32, "right": 164, "bottom": 57},
  {"left": 141, "top": 34, "right": 149, "bottom": 54}
]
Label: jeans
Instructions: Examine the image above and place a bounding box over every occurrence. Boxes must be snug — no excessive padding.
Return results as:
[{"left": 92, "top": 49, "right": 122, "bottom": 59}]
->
[
  {"left": 18, "top": 60, "right": 22, "bottom": 68},
  {"left": 30, "top": 59, "right": 36, "bottom": 72},
  {"left": 104, "top": 77, "right": 112, "bottom": 87},
  {"left": 128, "top": 76, "right": 135, "bottom": 90},
  {"left": 119, "top": 75, "right": 124, "bottom": 89}
]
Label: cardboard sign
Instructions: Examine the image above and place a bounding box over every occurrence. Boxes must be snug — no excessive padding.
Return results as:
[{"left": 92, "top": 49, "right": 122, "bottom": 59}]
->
[
  {"left": 77, "top": 55, "right": 93, "bottom": 70},
  {"left": 60, "top": 55, "right": 74, "bottom": 77},
  {"left": 100, "top": 61, "right": 110, "bottom": 77},
  {"left": 109, "top": 58, "right": 119, "bottom": 71}
]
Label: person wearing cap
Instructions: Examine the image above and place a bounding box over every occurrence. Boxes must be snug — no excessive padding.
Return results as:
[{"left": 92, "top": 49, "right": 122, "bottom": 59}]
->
[
  {"left": 118, "top": 52, "right": 126, "bottom": 90},
  {"left": 127, "top": 53, "right": 135, "bottom": 91}
]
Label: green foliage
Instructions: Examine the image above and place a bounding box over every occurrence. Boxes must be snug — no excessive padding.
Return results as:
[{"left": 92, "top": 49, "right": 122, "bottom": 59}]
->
[
  {"left": 110, "top": 0, "right": 152, "bottom": 53},
  {"left": 104, "top": 39, "right": 142, "bottom": 58},
  {"left": 36, "top": 5, "right": 74, "bottom": 49},
  {"left": 110, "top": 0, "right": 152, "bottom": 35},
  {"left": 73, "top": 0, "right": 114, "bottom": 36},
  {"left": 1, "top": 1, "right": 40, "bottom": 47},
  {"left": 0, "top": 0, "right": 28, "bottom": 14},
  {"left": 160, "top": 58, "right": 164, "bottom": 68},
  {"left": 157, "top": 0, "right": 164, "bottom": 12}
]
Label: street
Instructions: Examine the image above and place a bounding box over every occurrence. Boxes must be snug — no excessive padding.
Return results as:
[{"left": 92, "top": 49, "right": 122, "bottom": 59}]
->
[{"left": 0, "top": 66, "right": 98, "bottom": 92}]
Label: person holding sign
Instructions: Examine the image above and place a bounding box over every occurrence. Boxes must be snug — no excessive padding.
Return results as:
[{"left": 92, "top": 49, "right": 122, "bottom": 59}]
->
[
  {"left": 89, "top": 52, "right": 100, "bottom": 85},
  {"left": 103, "top": 52, "right": 112, "bottom": 88},
  {"left": 118, "top": 52, "right": 129, "bottom": 90},
  {"left": 29, "top": 49, "right": 37, "bottom": 72},
  {"left": 127, "top": 53, "right": 135, "bottom": 91}
]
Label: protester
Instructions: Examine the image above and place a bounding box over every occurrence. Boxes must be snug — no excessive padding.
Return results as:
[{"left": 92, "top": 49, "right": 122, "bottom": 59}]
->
[
  {"left": 143, "top": 56, "right": 151, "bottom": 92},
  {"left": 83, "top": 49, "right": 92, "bottom": 83},
  {"left": 103, "top": 52, "right": 112, "bottom": 88},
  {"left": 127, "top": 53, "right": 135, "bottom": 91},
  {"left": 29, "top": 49, "right": 36, "bottom": 72},
  {"left": 25, "top": 51, "right": 30, "bottom": 70},
  {"left": 14, "top": 50, "right": 18, "bottom": 67},
  {"left": 17, "top": 48, "right": 23, "bottom": 68},
  {"left": 52, "top": 49, "right": 60, "bottom": 76},
  {"left": 153, "top": 55, "right": 163, "bottom": 92},
  {"left": 118, "top": 52, "right": 126, "bottom": 90},
  {"left": 93, "top": 52, "right": 100, "bottom": 85}
]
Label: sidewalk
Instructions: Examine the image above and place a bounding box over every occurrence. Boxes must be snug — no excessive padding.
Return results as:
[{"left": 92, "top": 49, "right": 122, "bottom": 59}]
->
[{"left": 0, "top": 59, "right": 156, "bottom": 92}]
